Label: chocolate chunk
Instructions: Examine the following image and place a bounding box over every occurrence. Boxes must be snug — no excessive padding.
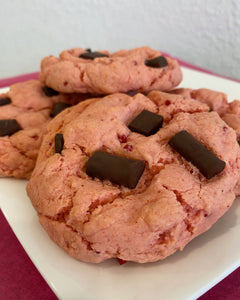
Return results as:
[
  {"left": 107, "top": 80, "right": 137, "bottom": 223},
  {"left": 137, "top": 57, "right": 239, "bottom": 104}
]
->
[
  {"left": 128, "top": 110, "right": 164, "bottom": 136},
  {"left": 168, "top": 130, "right": 226, "bottom": 179},
  {"left": 86, "top": 151, "right": 145, "bottom": 189},
  {"left": 42, "top": 86, "right": 59, "bottom": 97},
  {"left": 238, "top": 140, "right": 240, "bottom": 146},
  {"left": 50, "top": 102, "right": 70, "bottom": 118},
  {"left": 0, "top": 119, "right": 21, "bottom": 136},
  {"left": 0, "top": 97, "right": 11, "bottom": 106},
  {"left": 145, "top": 56, "right": 168, "bottom": 68},
  {"left": 125, "top": 90, "right": 139, "bottom": 97},
  {"left": 79, "top": 51, "right": 109, "bottom": 60},
  {"left": 55, "top": 133, "right": 64, "bottom": 154}
]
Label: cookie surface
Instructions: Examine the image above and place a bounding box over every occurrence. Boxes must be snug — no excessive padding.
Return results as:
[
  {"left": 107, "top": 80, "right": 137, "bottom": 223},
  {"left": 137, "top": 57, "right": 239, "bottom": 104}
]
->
[
  {"left": 171, "top": 87, "right": 240, "bottom": 195},
  {"left": 171, "top": 87, "right": 240, "bottom": 137},
  {"left": 0, "top": 80, "right": 84, "bottom": 178},
  {"left": 39, "top": 46, "right": 182, "bottom": 94},
  {"left": 170, "top": 87, "right": 228, "bottom": 115},
  {"left": 222, "top": 100, "right": 240, "bottom": 139},
  {"left": 27, "top": 92, "right": 239, "bottom": 263}
]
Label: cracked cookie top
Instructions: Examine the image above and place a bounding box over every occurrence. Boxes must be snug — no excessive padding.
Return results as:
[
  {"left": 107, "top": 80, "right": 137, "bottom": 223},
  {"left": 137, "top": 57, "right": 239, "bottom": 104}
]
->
[
  {"left": 27, "top": 92, "right": 240, "bottom": 263},
  {"left": 0, "top": 80, "right": 87, "bottom": 178},
  {"left": 170, "top": 87, "right": 240, "bottom": 195},
  {"left": 39, "top": 46, "right": 183, "bottom": 94}
]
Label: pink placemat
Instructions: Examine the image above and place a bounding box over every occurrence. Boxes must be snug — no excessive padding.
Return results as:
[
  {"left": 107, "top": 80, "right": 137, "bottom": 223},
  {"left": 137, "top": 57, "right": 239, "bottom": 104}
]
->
[
  {"left": 0, "top": 72, "right": 39, "bottom": 88},
  {"left": 0, "top": 210, "right": 57, "bottom": 300},
  {"left": 1, "top": 59, "right": 240, "bottom": 300}
]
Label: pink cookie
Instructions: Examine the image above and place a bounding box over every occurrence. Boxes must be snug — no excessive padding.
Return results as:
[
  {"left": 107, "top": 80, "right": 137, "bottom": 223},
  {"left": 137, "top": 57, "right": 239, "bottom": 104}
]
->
[
  {"left": 171, "top": 88, "right": 228, "bottom": 115},
  {"left": 0, "top": 80, "right": 87, "bottom": 178},
  {"left": 170, "top": 87, "right": 240, "bottom": 195},
  {"left": 27, "top": 92, "right": 239, "bottom": 263},
  {"left": 222, "top": 100, "right": 240, "bottom": 139},
  {"left": 170, "top": 87, "right": 240, "bottom": 137},
  {"left": 39, "top": 46, "right": 183, "bottom": 94},
  {"left": 147, "top": 90, "right": 209, "bottom": 121},
  {"left": 222, "top": 100, "right": 240, "bottom": 195}
]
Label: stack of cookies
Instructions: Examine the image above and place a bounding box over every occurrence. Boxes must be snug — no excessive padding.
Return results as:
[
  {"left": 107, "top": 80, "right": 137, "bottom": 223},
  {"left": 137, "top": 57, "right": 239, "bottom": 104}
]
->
[{"left": 1, "top": 46, "right": 239, "bottom": 263}]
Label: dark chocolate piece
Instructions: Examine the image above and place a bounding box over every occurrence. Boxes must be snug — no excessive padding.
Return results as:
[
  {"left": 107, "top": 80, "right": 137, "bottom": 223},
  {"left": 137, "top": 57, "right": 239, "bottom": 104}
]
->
[
  {"left": 42, "top": 86, "right": 59, "bottom": 97},
  {"left": 0, "top": 97, "right": 11, "bottom": 106},
  {"left": 125, "top": 90, "right": 139, "bottom": 97},
  {"left": 50, "top": 102, "right": 70, "bottom": 118},
  {"left": 145, "top": 56, "right": 168, "bottom": 68},
  {"left": 55, "top": 133, "right": 64, "bottom": 154},
  {"left": 128, "top": 110, "right": 163, "bottom": 136},
  {"left": 0, "top": 119, "right": 21, "bottom": 136},
  {"left": 79, "top": 51, "right": 109, "bottom": 60},
  {"left": 86, "top": 151, "right": 145, "bottom": 189},
  {"left": 168, "top": 130, "right": 226, "bottom": 179},
  {"left": 238, "top": 140, "right": 240, "bottom": 146}
]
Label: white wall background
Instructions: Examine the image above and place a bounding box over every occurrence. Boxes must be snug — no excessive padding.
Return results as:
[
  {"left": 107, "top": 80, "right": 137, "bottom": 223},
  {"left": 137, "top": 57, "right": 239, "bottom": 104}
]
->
[{"left": 0, "top": 0, "right": 240, "bottom": 80}]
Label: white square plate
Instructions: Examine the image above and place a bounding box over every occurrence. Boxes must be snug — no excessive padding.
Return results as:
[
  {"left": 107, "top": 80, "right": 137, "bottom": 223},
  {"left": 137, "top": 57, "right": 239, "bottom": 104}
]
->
[{"left": 1, "top": 67, "right": 240, "bottom": 300}]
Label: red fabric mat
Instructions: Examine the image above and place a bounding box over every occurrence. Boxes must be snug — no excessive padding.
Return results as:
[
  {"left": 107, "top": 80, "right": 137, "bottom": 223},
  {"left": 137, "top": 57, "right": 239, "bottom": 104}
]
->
[
  {"left": 0, "top": 210, "right": 58, "bottom": 300},
  {"left": 0, "top": 72, "right": 39, "bottom": 88}
]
